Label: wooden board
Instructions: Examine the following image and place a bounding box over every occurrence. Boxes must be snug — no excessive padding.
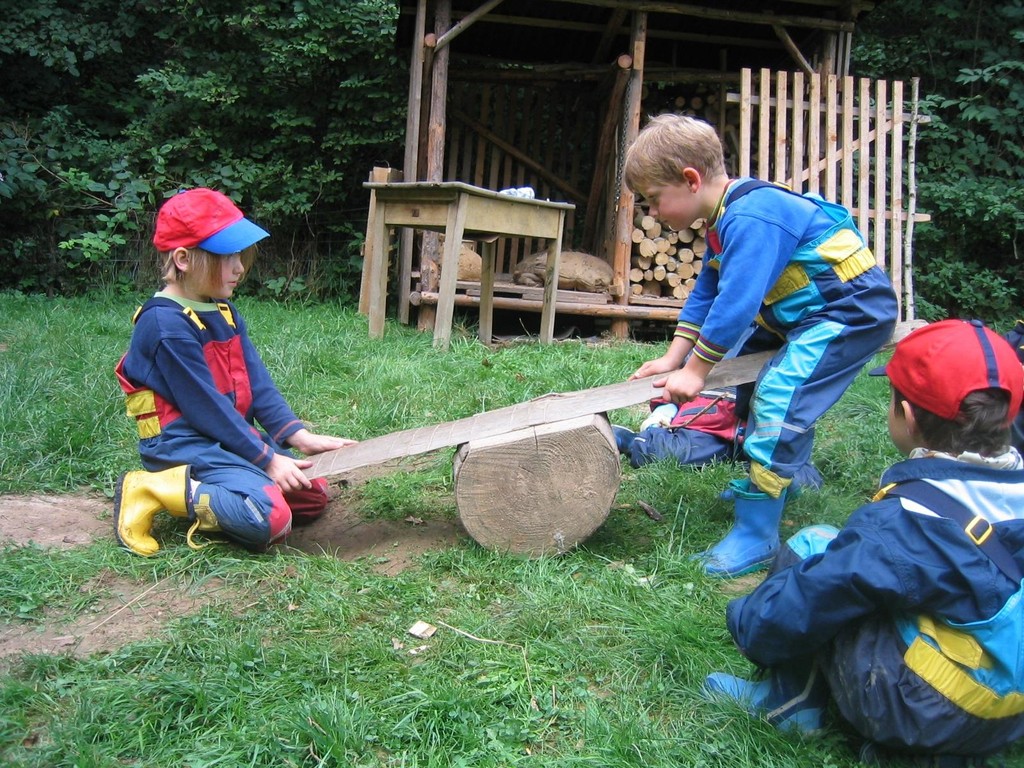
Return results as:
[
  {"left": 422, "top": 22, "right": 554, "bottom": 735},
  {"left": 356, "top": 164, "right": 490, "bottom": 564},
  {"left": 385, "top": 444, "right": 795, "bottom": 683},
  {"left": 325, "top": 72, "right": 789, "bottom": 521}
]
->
[
  {"left": 306, "top": 320, "right": 924, "bottom": 481},
  {"left": 305, "top": 350, "right": 769, "bottom": 480}
]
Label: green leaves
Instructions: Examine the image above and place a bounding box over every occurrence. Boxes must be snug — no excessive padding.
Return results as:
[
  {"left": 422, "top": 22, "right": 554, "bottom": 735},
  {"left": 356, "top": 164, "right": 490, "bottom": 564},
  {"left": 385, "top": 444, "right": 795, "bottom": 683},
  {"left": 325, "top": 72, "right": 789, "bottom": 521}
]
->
[
  {"left": 2, "top": 0, "right": 405, "bottom": 297},
  {"left": 854, "top": 0, "right": 1024, "bottom": 321}
]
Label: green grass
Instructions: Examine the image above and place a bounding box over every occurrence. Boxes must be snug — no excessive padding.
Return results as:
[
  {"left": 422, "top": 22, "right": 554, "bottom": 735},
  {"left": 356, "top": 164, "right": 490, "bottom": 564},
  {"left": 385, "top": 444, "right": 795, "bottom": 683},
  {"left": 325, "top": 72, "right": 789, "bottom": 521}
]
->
[{"left": 1, "top": 293, "right": 1019, "bottom": 767}]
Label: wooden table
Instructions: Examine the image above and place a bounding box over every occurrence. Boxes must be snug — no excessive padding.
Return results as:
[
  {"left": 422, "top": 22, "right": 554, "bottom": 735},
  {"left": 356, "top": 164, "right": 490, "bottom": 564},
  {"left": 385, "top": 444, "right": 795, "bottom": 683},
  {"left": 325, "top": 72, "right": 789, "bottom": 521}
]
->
[{"left": 364, "top": 181, "right": 575, "bottom": 349}]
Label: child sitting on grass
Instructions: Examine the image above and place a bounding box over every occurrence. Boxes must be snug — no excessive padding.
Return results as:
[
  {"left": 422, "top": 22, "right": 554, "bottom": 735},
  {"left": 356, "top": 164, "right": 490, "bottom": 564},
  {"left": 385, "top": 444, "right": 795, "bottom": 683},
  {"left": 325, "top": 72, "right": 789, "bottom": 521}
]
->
[
  {"left": 113, "top": 188, "right": 355, "bottom": 556},
  {"left": 705, "top": 319, "right": 1024, "bottom": 766}
]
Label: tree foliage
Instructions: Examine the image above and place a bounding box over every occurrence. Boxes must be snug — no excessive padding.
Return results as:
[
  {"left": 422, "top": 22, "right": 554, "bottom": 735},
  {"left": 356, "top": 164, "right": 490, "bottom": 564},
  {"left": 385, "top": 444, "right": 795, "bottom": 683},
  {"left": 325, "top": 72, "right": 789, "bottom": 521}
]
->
[
  {"left": 853, "top": 0, "right": 1024, "bottom": 322},
  {"left": 0, "top": 0, "right": 405, "bottom": 297}
]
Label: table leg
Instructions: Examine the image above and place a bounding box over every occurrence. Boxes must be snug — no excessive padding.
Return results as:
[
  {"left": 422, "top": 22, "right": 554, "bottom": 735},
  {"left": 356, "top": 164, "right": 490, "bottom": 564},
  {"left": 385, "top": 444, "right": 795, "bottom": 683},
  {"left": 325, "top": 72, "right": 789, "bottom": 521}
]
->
[
  {"left": 478, "top": 240, "right": 497, "bottom": 345},
  {"left": 367, "top": 201, "right": 388, "bottom": 338},
  {"left": 539, "top": 211, "right": 566, "bottom": 343},
  {"left": 434, "top": 195, "right": 469, "bottom": 350}
]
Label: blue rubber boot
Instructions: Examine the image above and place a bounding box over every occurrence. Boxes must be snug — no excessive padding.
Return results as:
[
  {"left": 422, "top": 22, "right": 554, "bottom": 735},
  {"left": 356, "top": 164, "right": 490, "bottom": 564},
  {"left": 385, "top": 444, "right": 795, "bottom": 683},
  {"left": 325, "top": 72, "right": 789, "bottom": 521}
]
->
[
  {"left": 611, "top": 425, "right": 637, "bottom": 454},
  {"left": 703, "top": 480, "right": 785, "bottom": 577},
  {"left": 703, "top": 662, "right": 827, "bottom": 735}
]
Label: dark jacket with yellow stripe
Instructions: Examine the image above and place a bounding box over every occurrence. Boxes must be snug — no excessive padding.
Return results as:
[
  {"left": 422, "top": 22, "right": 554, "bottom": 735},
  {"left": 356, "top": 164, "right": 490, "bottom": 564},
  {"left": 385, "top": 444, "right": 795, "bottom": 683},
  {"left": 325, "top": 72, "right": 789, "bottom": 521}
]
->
[
  {"left": 727, "top": 455, "right": 1024, "bottom": 754},
  {"left": 116, "top": 295, "right": 304, "bottom": 471}
]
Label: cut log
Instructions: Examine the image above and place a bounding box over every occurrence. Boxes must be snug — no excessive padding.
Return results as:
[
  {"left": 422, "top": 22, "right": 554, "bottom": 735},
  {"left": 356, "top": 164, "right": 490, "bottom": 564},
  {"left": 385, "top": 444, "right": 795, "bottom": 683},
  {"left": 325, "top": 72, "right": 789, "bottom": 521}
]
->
[
  {"left": 640, "top": 279, "right": 661, "bottom": 297},
  {"left": 453, "top": 413, "right": 621, "bottom": 555}
]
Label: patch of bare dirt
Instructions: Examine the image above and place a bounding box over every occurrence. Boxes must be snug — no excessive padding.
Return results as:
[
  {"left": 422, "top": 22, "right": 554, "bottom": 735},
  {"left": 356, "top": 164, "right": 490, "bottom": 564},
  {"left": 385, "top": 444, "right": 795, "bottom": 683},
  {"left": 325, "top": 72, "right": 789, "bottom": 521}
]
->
[
  {"left": 0, "top": 571, "right": 230, "bottom": 663},
  {"left": 0, "top": 484, "right": 466, "bottom": 662},
  {"left": 0, "top": 484, "right": 467, "bottom": 572},
  {"left": 0, "top": 493, "right": 109, "bottom": 549}
]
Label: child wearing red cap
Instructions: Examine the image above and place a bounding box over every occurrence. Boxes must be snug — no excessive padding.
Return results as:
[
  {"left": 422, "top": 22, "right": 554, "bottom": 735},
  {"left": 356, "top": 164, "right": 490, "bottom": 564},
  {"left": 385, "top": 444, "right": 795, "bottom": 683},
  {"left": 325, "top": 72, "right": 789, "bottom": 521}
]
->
[
  {"left": 113, "top": 188, "right": 356, "bottom": 556},
  {"left": 703, "top": 319, "right": 1024, "bottom": 765}
]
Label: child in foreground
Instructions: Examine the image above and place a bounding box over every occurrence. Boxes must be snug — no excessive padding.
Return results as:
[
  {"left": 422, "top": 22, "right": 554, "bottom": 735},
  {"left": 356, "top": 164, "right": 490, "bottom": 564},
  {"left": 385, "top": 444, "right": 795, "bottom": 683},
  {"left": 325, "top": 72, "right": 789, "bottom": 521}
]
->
[
  {"left": 706, "top": 319, "right": 1024, "bottom": 766},
  {"left": 114, "top": 188, "right": 355, "bottom": 555},
  {"left": 624, "top": 114, "right": 898, "bottom": 577}
]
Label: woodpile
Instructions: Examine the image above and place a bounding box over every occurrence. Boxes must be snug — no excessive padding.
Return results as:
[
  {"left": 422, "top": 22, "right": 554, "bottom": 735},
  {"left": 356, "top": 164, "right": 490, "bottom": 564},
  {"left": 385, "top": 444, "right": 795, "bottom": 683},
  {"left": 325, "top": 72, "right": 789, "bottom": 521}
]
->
[{"left": 628, "top": 210, "right": 707, "bottom": 303}]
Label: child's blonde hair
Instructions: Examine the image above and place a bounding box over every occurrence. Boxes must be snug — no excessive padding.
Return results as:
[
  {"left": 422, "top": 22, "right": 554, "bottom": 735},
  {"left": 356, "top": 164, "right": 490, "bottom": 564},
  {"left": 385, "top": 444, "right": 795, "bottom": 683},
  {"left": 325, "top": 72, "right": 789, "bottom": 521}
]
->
[
  {"left": 624, "top": 114, "right": 727, "bottom": 192},
  {"left": 159, "top": 247, "right": 254, "bottom": 293}
]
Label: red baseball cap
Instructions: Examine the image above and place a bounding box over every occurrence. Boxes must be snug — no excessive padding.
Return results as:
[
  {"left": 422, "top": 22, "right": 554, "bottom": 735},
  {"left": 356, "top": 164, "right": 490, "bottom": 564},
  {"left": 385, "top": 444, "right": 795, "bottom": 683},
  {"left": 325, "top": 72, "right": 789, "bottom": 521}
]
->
[
  {"left": 872, "top": 319, "right": 1023, "bottom": 420},
  {"left": 153, "top": 188, "right": 269, "bottom": 254}
]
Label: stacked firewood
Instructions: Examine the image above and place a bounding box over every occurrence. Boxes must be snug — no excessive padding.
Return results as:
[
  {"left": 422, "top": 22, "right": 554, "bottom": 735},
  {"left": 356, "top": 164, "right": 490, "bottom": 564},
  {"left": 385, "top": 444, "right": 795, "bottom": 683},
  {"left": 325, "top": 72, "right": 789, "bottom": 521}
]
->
[{"left": 628, "top": 209, "right": 707, "bottom": 302}]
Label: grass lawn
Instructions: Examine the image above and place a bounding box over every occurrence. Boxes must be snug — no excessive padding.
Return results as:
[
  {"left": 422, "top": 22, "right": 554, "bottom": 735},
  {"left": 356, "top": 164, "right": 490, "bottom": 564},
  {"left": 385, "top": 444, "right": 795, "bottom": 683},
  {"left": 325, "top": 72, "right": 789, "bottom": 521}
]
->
[{"left": 0, "top": 293, "right": 1017, "bottom": 767}]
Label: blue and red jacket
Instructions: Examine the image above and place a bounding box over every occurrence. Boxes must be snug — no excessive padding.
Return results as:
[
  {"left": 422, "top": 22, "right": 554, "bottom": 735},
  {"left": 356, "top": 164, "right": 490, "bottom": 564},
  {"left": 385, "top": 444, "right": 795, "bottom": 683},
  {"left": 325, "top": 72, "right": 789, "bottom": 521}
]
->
[{"left": 116, "top": 294, "right": 304, "bottom": 471}]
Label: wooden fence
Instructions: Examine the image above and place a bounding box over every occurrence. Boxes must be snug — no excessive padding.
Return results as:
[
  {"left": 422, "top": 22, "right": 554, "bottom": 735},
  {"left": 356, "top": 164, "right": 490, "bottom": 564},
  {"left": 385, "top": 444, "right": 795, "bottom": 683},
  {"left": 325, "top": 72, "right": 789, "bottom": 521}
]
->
[{"left": 728, "top": 68, "right": 927, "bottom": 320}]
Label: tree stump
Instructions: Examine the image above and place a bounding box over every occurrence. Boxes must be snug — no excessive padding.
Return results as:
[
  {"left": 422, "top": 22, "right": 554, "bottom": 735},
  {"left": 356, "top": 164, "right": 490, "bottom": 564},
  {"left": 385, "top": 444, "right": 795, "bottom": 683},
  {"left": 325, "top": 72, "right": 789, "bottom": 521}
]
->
[{"left": 453, "top": 413, "right": 621, "bottom": 556}]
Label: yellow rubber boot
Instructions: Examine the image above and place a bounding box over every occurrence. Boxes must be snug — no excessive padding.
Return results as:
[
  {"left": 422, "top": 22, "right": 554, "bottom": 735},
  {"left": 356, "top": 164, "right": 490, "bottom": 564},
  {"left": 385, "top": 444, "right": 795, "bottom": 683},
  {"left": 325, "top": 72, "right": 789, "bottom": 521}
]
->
[{"left": 113, "top": 465, "right": 191, "bottom": 556}]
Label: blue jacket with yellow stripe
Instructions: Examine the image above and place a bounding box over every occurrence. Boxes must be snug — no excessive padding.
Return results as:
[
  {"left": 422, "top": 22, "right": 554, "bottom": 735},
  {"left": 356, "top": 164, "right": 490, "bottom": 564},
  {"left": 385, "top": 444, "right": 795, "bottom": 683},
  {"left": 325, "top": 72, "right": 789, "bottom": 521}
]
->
[
  {"left": 116, "top": 294, "right": 304, "bottom": 472},
  {"left": 727, "top": 454, "right": 1024, "bottom": 753},
  {"left": 677, "top": 178, "right": 890, "bottom": 364}
]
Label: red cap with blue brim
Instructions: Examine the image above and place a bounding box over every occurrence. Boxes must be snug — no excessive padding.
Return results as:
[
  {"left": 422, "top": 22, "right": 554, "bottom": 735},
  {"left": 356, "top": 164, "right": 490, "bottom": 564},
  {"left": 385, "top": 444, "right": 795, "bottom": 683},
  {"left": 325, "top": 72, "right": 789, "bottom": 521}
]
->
[
  {"left": 153, "top": 188, "right": 269, "bottom": 254},
  {"left": 870, "top": 318, "right": 1023, "bottom": 421}
]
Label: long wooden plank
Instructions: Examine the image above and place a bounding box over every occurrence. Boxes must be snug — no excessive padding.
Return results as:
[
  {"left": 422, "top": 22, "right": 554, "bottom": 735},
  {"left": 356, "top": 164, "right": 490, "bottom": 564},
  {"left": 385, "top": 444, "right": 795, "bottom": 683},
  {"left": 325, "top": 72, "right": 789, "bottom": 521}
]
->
[
  {"left": 307, "top": 351, "right": 770, "bottom": 480},
  {"left": 308, "top": 321, "right": 925, "bottom": 480}
]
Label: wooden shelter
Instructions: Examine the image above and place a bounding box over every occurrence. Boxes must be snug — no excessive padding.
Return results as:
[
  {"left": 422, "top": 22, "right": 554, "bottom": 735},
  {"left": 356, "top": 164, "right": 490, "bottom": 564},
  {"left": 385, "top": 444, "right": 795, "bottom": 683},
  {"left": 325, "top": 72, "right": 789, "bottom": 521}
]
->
[{"left": 369, "top": 0, "right": 926, "bottom": 340}]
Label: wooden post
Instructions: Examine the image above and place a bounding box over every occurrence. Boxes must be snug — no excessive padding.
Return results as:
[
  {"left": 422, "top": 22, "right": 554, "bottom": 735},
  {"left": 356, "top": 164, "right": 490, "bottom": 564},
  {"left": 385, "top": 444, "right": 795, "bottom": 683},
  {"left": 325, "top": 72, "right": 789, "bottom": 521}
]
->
[
  {"left": 583, "top": 54, "right": 632, "bottom": 253},
  {"left": 418, "top": 0, "right": 451, "bottom": 334},
  {"left": 398, "top": 0, "right": 427, "bottom": 324},
  {"left": 610, "top": 10, "right": 646, "bottom": 340},
  {"left": 903, "top": 78, "right": 921, "bottom": 321}
]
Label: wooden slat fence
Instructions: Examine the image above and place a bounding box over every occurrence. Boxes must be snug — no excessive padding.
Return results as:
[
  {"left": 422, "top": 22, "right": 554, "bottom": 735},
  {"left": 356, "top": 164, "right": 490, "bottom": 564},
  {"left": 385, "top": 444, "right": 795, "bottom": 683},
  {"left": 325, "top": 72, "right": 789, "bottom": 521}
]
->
[{"left": 730, "top": 68, "right": 928, "bottom": 320}]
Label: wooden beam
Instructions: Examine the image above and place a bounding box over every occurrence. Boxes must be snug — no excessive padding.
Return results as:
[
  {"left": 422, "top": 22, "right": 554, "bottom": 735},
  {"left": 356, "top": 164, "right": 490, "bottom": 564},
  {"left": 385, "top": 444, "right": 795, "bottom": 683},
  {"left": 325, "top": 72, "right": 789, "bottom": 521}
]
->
[
  {"left": 433, "top": 0, "right": 507, "bottom": 51},
  {"left": 438, "top": 10, "right": 784, "bottom": 51},
  {"left": 450, "top": 108, "right": 587, "bottom": 202},
  {"left": 411, "top": 289, "right": 680, "bottom": 321},
  {"left": 772, "top": 24, "right": 814, "bottom": 76},
  {"left": 551, "top": 0, "right": 857, "bottom": 33},
  {"left": 592, "top": 7, "right": 628, "bottom": 64},
  {"left": 306, "top": 351, "right": 769, "bottom": 480}
]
